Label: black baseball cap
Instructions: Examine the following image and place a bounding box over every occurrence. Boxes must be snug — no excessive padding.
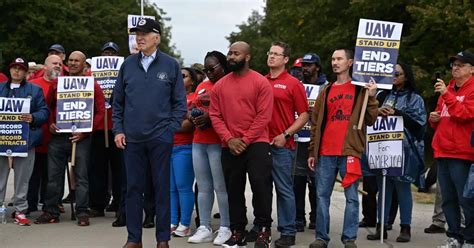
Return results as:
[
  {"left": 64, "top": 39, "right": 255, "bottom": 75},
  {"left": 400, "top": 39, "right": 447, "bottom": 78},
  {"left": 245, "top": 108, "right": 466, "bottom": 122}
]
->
[
  {"left": 102, "top": 42, "right": 119, "bottom": 52},
  {"left": 8, "top": 57, "right": 28, "bottom": 71},
  {"left": 449, "top": 50, "right": 474, "bottom": 65},
  {"left": 302, "top": 53, "right": 321, "bottom": 65},
  {"left": 130, "top": 18, "right": 161, "bottom": 34},
  {"left": 48, "top": 44, "right": 65, "bottom": 53}
]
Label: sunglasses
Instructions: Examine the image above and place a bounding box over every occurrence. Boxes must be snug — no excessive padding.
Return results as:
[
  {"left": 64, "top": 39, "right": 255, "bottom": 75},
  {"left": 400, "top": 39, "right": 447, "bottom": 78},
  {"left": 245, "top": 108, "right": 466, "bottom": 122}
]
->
[
  {"left": 203, "top": 63, "right": 220, "bottom": 74},
  {"left": 394, "top": 71, "right": 403, "bottom": 77}
]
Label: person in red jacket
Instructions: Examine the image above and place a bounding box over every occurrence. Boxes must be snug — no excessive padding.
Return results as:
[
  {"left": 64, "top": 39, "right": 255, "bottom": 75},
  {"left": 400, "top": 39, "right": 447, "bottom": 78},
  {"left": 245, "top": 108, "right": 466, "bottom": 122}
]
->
[
  {"left": 0, "top": 72, "right": 8, "bottom": 82},
  {"left": 209, "top": 41, "right": 274, "bottom": 248},
  {"left": 35, "top": 51, "right": 105, "bottom": 227},
  {"left": 430, "top": 50, "right": 474, "bottom": 248},
  {"left": 27, "top": 55, "right": 62, "bottom": 213}
]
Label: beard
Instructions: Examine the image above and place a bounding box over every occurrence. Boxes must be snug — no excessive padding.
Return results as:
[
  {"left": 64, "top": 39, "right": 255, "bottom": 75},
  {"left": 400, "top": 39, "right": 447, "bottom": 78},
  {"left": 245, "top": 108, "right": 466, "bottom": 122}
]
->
[
  {"left": 48, "top": 69, "right": 60, "bottom": 80},
  {"left": 227, "top": 59, "right": 246, "bottom": 72}
]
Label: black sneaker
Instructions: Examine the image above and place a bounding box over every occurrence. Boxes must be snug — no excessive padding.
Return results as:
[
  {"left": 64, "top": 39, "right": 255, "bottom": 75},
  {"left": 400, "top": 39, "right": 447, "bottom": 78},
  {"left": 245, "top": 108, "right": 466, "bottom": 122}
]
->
[
  {"left": 296, "top": 224, "right": 305, "bottom": 232},
  {"left": 62, "top": 192, "right": 75, "bottom": 203},
  {"left": 275, "top": 235, "right": 295, "bottom": 247},
  {"left": 34, "top": 212, "right": 60, "bottom": 224},
  {"left": 308, "top": 222, "right": 316, "bottom": 230},
  {"left": 246, "top": 229, "right": 258, "bottom": 242},
  {"left": 254, "top": 228, "right": 272, "bottom": 248},
  {"left": 424, "top": 224, "right": 446, "bottom": 233},
  {"left": 222, "top": 230, "right": 247, "bottom": 248}
]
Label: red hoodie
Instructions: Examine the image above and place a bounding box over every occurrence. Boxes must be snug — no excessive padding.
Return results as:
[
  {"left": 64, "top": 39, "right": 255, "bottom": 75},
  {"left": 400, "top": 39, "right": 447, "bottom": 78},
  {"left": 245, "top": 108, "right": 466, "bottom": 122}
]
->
[{"left": 430, "top": 76, "right": 474, "bottom": 161}]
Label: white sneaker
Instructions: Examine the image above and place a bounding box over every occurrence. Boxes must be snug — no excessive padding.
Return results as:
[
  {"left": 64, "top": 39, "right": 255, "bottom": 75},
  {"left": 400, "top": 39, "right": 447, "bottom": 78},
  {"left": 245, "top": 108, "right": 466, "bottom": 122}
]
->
[
  {"left": 174, "top": 224, "right": 191, "bottom": 237},
  {"left": 438, "top": 238, "right": 461, "bottom": 248},
  {"left": 213, "top": 226, "right": 232, "bottom": 245},
  {"left": 188, "top": 225, "right": 213, "bottom": 243}
]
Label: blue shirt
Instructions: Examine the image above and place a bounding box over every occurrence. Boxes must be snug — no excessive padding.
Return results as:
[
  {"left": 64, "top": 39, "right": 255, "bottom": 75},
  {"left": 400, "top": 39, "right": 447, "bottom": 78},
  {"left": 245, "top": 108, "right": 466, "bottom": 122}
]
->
[{"left": 140, "top": 50, "right": 157, "bottom": 72}]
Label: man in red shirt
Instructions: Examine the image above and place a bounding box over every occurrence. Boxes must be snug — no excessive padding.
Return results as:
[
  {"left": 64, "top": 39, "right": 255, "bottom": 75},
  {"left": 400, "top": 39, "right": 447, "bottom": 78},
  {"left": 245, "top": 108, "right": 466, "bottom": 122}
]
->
[
  {"left": 430, "top": 50, "right": 474, "bottom": 247},
  {"left": 27, "top": 55, "right": 62, "bottom": 213},
  {"left": 308, "top": 49, "right": 378, "bottom": 248},
  {"left": 35, "top": 51, "right": 105, "bottom": 227},
  {"left": 209, "top": 41, "right": 274, "bottom": 248},
  {"left": 29, "top": 44, "right": 69, "bottom": 80},
  {"left": 262, "top": 41, "right": 309, "bottom": 247}
]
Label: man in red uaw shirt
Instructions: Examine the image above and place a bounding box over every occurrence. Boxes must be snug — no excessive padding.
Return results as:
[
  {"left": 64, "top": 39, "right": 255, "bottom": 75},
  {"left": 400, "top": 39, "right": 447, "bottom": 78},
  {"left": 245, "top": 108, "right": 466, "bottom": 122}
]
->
[
  {"left": 429, "top": 50, "right": 474, "bottom": 248},
  {"left": 209, "top": 41, "right": 274, "bottom": 248},
  {"left": 27, "top": 55, "right": 61, "bottom": 213},
  {"left": 263, "top": 41, "right": 309, "bottom": 247}
]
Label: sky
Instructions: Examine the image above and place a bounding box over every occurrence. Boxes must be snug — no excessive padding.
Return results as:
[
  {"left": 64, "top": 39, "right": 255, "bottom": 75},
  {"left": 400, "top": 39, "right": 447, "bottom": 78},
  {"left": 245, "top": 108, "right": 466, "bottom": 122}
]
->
[{"left": 153, "top": 0, "right": 265, "bottom": 66}]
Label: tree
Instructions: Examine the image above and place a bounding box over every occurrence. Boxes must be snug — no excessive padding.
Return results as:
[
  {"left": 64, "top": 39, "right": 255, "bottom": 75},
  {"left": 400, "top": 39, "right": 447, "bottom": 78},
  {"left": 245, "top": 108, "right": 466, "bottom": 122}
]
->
[{"left": 0, "top": 0, "right": 180, "bottom": 71}]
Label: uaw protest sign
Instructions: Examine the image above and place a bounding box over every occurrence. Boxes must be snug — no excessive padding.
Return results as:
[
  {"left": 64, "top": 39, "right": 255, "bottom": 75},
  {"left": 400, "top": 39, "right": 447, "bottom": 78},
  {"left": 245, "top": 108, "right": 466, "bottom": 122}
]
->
[
  {"left": 0, "top": 97, "right": 30, "bottom": 157},
  {"left": 91, "top": 56, "right": 124, "bottom": 109},
  {"left": 366, "top": 116, "right": 404, "bottom": 173},
  {"left": 352, "top": 19, "right": 403, "bottom": 90},
  {"left": 56, "top": 76, "right": 94, "bottom": 133}
]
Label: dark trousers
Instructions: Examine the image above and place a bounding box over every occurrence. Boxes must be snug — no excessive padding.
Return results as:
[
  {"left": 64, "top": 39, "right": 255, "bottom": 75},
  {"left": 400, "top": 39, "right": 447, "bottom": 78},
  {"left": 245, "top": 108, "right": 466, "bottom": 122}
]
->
[
  {"left": 43, "top": 134, "right": 91, "bottom": 217},
  {"left": 89, "top": 131, "right": 123, "bottom": 211},
  {"left": 27, "top": 152, "right": 48, "bottom": 210},
  {"left": 361, "top": 175, "right": 398, "bottom": 225},
  {"left": 124, "top": 137, "right": 172, "bottom": 243},
  {"left": 221, "top": 142, "right": 273, "bottom": 231},
  {"left": 293, "top": 175, "right": 316, "bottom": 226}
]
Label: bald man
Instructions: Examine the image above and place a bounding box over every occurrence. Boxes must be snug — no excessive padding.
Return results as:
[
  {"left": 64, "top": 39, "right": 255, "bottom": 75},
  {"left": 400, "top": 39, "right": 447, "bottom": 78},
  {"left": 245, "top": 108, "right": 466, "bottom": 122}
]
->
[
  {"left": 27, "top": 55, "right": 62, "bottom": 212},
  {"left": 35, "top": 51, "right": 105, "bottom": 226},
  {"left": 209, "top": 41, "right": 274, "bottom": 247}
]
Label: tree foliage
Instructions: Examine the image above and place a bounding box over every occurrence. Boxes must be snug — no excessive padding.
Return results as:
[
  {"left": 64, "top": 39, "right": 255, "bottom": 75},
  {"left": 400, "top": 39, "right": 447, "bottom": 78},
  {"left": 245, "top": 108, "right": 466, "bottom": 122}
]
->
[
  {"left": 228, "top": 0, "right": 473, "bottom": 99},
  {"left": 0, "top": 0, "right": 180, "bottom": 71}
]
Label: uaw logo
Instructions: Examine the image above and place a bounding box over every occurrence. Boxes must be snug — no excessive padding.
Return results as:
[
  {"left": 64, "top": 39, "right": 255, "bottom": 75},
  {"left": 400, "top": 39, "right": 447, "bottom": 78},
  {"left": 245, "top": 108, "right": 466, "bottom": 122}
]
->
[
  {"left": 6, "top": 149, "right": 12, "bottom": 156},
  {"left": 71, "top": 125, "right": 77, "bottom": 132},
  {"left": 157, "top": 72, "right": 168, "bottom": 80},
  {"left": 138, "top": 19, "right": 146, "bottom": 26},
  {"left": 15, "top": 58, "right": 25, "bottom": 63}
]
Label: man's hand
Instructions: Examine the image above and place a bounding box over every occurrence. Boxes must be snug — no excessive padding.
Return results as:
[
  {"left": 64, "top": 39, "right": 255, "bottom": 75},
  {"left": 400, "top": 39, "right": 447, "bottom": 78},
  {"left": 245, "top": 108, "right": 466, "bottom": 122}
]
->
[
  {"left": 49, "top": 123, "right": 60, "bottom": 134},
  {"left": 228, "top": 138, "right": 247, "bottom": 156},
  {"left": 193, "top": 112, "right": 210, "bottom": 128},
  {"left": 115, "top": 133, "right": 126, "bottom": 149},
  {"left": 308, "top": 157, "right": 316, "bottom": 171},
  {"left": 70, "top": 132, "right": 90, "bottom": 143},
  {"left": 20, "top": 114, "right": 33, "bottom": 123},
  {"left": 378, "top": 107, "right": 395, "bottom": 116},
  {"left": 365, "top": 79, "right": 378, "bottom": 97},
  {"left": 429, "top": 111, "right": 441, "bottom": 123},
  {"left": 434, "top": 79, "right": 448, "bottom": 95},
  {"left": 271, "top": 134, "right": 286, "bottom": 148}
]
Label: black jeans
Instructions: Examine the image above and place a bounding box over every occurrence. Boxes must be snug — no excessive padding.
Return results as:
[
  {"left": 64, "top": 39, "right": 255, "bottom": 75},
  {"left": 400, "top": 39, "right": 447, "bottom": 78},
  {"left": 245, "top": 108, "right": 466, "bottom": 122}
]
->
[
  {"left": 43, "top": 134, "right": 91, "bottom": 217},
  {"left": 221, "top": 142, "right": 273, "bottom": 231},
  {"left": 27, "top": 152, "right": 48, "bottom": 210},
  {"left": 293, "top": 175, "right": 316, "bottom": 226},
  {"left": 89, "top": 131, "right": 123, "bottom": 211}
]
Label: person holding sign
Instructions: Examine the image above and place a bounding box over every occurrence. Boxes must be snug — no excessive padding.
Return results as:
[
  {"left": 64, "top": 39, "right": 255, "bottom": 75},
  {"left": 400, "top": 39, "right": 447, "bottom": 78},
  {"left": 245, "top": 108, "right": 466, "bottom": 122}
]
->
[
  {"left": 0, "top": 57, "right": 49, "bottom": 226},
  {"left": 366, "top": 63, "right": 426, "bottom": 243},
  {"left": 113, "top": 18, "right": 187, "bottom": 248},
  {"left": 264, "top": 41, "right": 309, "bottom": 247},
  {"left": 307, "top": 49, "right": 378, "bottom": 248},
  {"left": 35, "top": 51, "right": 105, "bottom": 227},
  {"left": 430, "top": 51, "right": 474, "bottom": 248}
]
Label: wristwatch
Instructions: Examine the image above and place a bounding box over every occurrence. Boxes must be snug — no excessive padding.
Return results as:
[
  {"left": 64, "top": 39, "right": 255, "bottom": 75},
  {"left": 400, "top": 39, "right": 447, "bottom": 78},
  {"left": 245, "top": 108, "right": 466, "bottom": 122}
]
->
[{"left": 283, "top": 131, "right": 291, "bottom": 140}]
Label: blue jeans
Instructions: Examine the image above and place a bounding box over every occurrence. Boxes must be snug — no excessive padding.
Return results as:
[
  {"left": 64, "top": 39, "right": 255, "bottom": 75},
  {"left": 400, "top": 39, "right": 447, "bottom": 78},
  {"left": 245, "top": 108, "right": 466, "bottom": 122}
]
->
[
  {"left": 315, "top": 156, "right": 359, "bottom": 244},
  {"left": 192, "top": 143, "right": 229, "bottom": 228},
  {"left": 437, "top": 158, "right": 474, "bottom": 243},
  {"left": 376, "top": 176, "right": 412, "bottom": 225},
  {"left": 124, "top": 137, "right": 172, "bottom": 243},
  {"left": 170, "top": 144, "right": 195, "bottom": 226},
  {"left": 271, "top": 147, "right": 297, "bottom": 236}
]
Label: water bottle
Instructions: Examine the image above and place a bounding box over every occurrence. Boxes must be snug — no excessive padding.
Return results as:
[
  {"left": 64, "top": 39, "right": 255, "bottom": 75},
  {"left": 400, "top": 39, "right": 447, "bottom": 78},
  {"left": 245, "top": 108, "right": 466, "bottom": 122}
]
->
[{"left": 0, "top": 204, "right": 7, "bottom": 224}]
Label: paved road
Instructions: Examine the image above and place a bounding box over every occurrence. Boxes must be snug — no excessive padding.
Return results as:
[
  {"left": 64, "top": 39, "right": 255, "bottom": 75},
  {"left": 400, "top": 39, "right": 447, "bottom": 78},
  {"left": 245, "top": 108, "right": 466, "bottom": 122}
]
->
[{"left": 0, "top": 174, "right": 446, "bottom": 248}]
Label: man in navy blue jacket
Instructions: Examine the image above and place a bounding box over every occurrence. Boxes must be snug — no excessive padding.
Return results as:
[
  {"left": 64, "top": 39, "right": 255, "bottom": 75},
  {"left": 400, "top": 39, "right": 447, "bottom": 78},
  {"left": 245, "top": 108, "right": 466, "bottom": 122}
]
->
[
  {"left": 0, "top": 57, "right": 49, "bottom": 226},
  {"left": 113, "top": 18, "right": 187, "bottom": 248}
]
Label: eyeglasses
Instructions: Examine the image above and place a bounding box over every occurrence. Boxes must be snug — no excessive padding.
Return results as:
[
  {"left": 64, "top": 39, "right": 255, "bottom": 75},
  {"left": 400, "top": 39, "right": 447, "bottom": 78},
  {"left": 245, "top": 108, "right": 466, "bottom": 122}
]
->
[
  {"left": 266, "top": 51, "right": 285, "bottom": 57},
  {"left": 450, "top": 62, "right": 471, "bottom": 68},
  {"left": 394, "top": 71, "right": 403, "bottom": 77},
  {"left": 203, "top": 63, "right": 220, "bottom": 74}
]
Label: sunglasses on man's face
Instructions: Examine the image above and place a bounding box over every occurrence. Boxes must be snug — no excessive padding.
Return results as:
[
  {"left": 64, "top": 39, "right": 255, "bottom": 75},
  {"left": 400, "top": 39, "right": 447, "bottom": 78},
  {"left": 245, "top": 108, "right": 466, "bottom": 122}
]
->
[{"left": 203, "top": 63, "right": 220, "bottom": 74}]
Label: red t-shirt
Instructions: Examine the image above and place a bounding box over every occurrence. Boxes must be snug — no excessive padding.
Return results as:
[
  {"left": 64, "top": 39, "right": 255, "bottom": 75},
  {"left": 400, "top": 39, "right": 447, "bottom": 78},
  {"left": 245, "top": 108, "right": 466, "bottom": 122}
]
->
[
  {"left": 192, "top": 81, "right": 221, "bottom": 144},
  {"left": 173, "top": 93, "right": 195, "bottom": 146},
  {"left": 30, "top": 77, "right": 55, "bottom": 153},
  {"left": 0, "top": 73, "right": 8, "bottom": 83},
  {"left": 320, "top": 81, "right": 355, "bottom": 156},
  {"left": 266, "top": 71, "right": 308, "bottom": 149},
  {"left": 209, "top": 70, "right": 273, "bottom": 147}
]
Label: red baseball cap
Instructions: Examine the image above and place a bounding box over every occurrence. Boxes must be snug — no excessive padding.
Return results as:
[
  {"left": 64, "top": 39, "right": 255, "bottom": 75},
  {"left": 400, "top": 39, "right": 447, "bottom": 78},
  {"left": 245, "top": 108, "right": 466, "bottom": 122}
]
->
[{"left": 293, "top": 57, "right": 302, "bottom": 68}]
